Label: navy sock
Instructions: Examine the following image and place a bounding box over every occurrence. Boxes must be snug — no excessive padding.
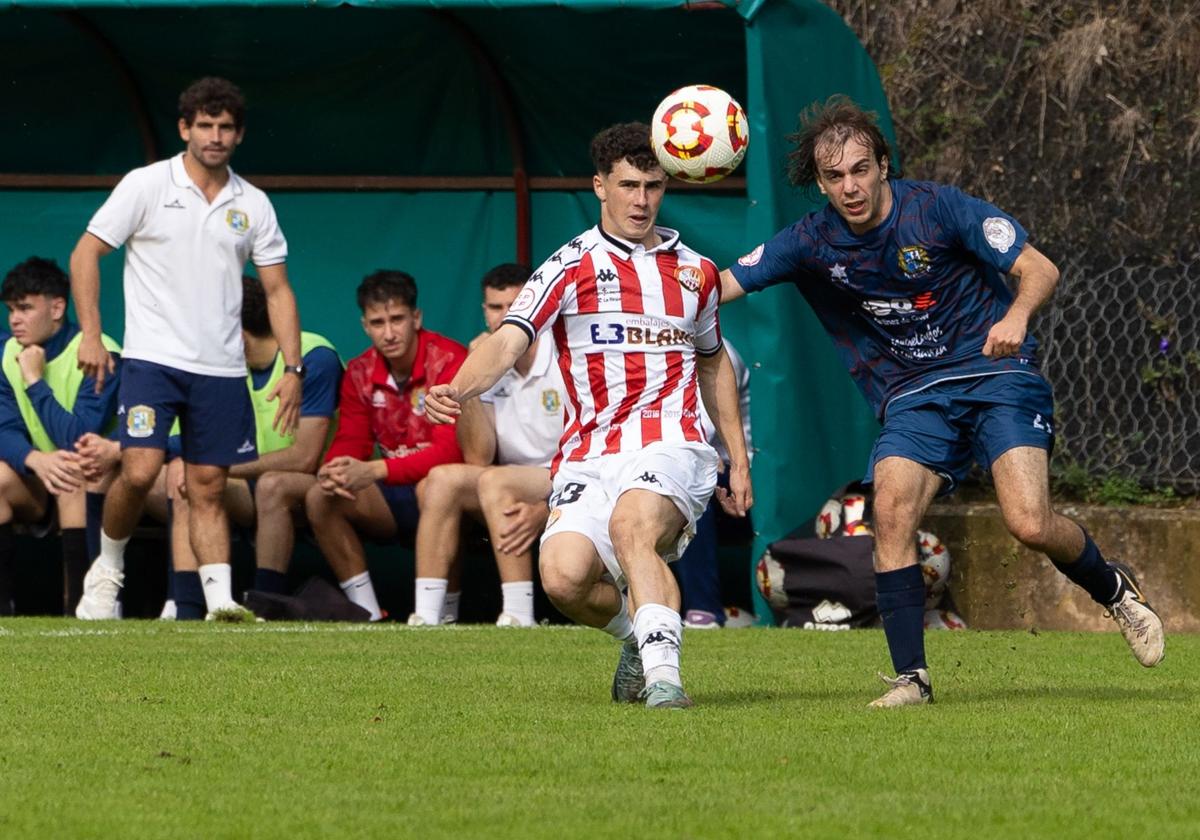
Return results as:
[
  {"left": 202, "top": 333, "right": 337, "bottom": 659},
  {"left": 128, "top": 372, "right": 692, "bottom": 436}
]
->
[
  {"left": 61, "top": 528, "right": 89, "bottom": 616},
  {"left": 174, "top": 571, "right": 206, "bottom": 620},
  {"left": 254, "top": 568, "right": 289, "bottom": 595},
  {"left": 85, "top": 492, "right": 105, "bottom": 565},
  {"left": 1051, "top": 531, "right": 1119, "bottom": 605},
  {"left": 876, "top": 565, "right": 927, "bottom": 674}
]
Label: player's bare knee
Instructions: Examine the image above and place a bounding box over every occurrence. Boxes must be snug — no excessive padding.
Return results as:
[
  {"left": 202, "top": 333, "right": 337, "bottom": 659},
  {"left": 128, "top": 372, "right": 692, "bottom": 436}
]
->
[
  {"left": 304, "top": 482, "right": 334, "bottom": 522},
  {"left": 253, "top": 471, "right": 287, "bottom": 511},
  {"left": 872, "top": 490, "right": 923, "bottom": 540},
  {"left": 1004, "top": 507, "right": 1054, "bottom": 551},
  {"left": 475, "top": 468, "right": 509, "bottom": 509},
  {"left": 538, "top": 554, "right": 588, "bottom": 606}
]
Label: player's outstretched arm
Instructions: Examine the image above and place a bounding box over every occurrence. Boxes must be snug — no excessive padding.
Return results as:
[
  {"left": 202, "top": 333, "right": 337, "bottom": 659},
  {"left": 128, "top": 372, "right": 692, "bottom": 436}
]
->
[
  {"left": 696, "top": 346, "right": 753, "bottom": 517},
  {"left": 69, "top": 232, "right": 116, "bottom": 392},
  {"left": 425, "top": 324, "right": 530, "bottom": 425},
  {"left": 718, "top": 269, "right": 747, "bottom": 303},
  {"left": 983, "top": 243, "right": 1060, "bottom": 358}
]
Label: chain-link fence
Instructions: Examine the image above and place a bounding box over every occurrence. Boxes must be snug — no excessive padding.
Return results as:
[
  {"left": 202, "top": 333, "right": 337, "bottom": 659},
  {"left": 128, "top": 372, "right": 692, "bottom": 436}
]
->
[{"left": 1037, "top": 255, "right": 1200, "bottom": 493}]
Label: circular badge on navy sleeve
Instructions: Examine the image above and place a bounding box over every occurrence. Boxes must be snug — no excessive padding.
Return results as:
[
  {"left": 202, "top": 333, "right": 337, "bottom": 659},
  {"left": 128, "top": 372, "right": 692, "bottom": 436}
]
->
[{"left": 982, "top": 218, "right": 1016, "bottom": 254}]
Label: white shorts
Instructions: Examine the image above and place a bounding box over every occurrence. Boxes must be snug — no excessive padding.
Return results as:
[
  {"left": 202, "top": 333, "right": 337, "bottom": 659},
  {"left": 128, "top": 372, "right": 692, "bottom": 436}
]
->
[{"left": 539, "top": 440, "right": 719, "bottom": 590}]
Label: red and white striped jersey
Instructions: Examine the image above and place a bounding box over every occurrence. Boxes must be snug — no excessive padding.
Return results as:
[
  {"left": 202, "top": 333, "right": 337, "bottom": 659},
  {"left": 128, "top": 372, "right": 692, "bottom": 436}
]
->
[{"left": 503, "top": 225, "right": 722, "bottom": 473}]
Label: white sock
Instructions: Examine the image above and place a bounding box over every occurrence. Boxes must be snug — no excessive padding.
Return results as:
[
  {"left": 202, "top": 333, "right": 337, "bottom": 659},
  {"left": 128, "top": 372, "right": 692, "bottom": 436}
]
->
[
  {"left": 199, "top": 563, "right": 235, "bottom": 613},
  {"left": 500, "top": 581, "right": 535, "bottom": 626},
  {"left": 602, "top": 592, "right": 635, "bottom": 643},
  {"left": 99, "top": 530, "right": 130, "bottom": 573},
  {"left": 442, "top": 590, "right": 461, "bottom": 624},
  {"left": 413, "top": 577, "right": 446, "bottom": 624},
  {"left": 342, "top": 571, "right": 383, "bottom": 622},
  {"left": 634, "top": 603, "right": 684, "bottom": 687}
]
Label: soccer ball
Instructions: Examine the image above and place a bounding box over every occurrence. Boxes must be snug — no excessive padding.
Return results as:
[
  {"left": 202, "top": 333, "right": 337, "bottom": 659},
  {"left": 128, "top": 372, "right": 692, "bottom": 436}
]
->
[
  {"left": 755, "top": 550, "right": 788, "bottom": 610},
  {"left": 650, "top": 84, "right": 749, "bottom": 184},
  {"left": 814, "top": 491, "right": 873, "bottom": 538},
  {"left": 814, "top": 497, "right": 844, "bottom": 539},
  {"left": 917, "top": 530, "right": 951, "bottom": 609},
  {"left": 723, "top": 606, "right": 756, "bottom": 628},
  {"left": 923, "top": 609, "right": 968, "bottom": 630}
]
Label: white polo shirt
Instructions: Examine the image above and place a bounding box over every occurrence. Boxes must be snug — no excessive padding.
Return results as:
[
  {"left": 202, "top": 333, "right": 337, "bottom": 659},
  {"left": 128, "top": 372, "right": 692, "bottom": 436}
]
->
[
  {"left": 480, "top": 337, "right": 565, "bottom": 467},
  {"left": 87, "top": 153, "right": 288, "bottom": 377}
]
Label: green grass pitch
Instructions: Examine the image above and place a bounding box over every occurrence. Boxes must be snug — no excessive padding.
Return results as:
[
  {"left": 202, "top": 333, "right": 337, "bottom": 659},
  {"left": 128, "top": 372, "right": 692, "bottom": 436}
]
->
[{"left": 1, "top": 621, "right": 1196, "bottom": 839}]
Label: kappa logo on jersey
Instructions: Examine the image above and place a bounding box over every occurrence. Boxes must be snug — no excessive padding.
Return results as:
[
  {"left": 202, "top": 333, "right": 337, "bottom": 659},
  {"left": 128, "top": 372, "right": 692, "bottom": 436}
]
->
[
  {"left": 225, "top": 209, "right": 249, "bottom": 234},
  {"left": 126, "top": 405, "right": 155, "bottom": 438},
  {"left": 675, "top": 265, "right": 703, "bottom": 293},
  {"left": 589, "top": 323, "right": 693, "bottom": 347},
  {"left": 510, "top": 287, "right": 536, "bottom": 313},
  {"left": 596, "top": 268, "right": 618, "bottom": 284},
  {"left": 983, "top": 217, "right": 1016, "bottom": 253},
  {"left": 636, "top": 472, "right": 661, "bottom": 486},
  {"left": 897, "top": 245, "right": 932, "bottom": 278},
  {"left": 737, "top": 244, "right": 764, "bottom": 267},
  {"left": 411, "top": 388, "right": 427, "bottom": 416},
  {"left": 541, "top": 389, "right": 561, "bottom": 413},
  {"left": 861, "top": 293, "right": 937, "bottom": 318}
]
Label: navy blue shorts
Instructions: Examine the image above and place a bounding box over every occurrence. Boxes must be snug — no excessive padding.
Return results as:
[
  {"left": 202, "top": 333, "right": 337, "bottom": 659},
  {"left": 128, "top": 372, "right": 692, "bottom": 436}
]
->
[
  {"left": 865, "top": 373, "right": 1055, "bottom": 494},
  {"left": 119, "top": 359, "right": 257, "bottom": 467},
  {"left": 378, "top": 481, "right": 420, "bottom": 537}
]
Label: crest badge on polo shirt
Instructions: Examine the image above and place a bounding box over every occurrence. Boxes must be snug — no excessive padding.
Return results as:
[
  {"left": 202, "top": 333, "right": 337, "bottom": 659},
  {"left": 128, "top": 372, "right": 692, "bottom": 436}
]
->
[
  {"left": 127, "top": 405, "right": 155, "bottom": 438},
  {"left": 541, "top": 389, "right": 561, "bottom": 414},
  {"left": 411, "top": 387, "right": 427, "bottom": 416},
  {"left": 675, "top": 265, "right": 703, "bottom": 294},
  {"left": 225, "top": 209, "right": 250, "bottom": 235}
]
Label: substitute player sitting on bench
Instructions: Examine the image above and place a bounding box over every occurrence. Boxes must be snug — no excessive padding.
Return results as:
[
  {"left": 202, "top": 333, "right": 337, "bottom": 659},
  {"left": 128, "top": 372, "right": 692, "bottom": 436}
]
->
[
  {"left": 0, "top": 257, "right": 120, "bottom": 615},
  {"left": 409, "top": 263, "right": 565, "bottom": 627},
  {"left": 305, "top": 270, "right": 466, "bottom": 620}
]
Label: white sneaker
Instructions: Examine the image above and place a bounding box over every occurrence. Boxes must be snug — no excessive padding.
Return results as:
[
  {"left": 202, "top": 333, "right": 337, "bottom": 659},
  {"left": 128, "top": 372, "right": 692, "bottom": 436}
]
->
[
  {"left": 159, "top": 599, "right": 177, "bottom": 621},
  {"left": 406, "top": 612, "right": 428, "bottom": 626},
  {"left": 496, "top": 612, "right": 534, "bottom": 628},
  {"left": 75, "top": 561, "right": 123, "bottom": 620},
  {"left": 1106, "top": 562, "right": 1165, "bottom": 667},
  {"left": 868, "top": 668, "right": 933, "bottom": 708}
]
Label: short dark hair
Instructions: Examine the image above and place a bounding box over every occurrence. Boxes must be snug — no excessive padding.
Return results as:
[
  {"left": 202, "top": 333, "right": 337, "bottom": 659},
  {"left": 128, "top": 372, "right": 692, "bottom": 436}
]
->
[
  {"left": 787, "top": 95, "right": 896, "bottom": 190},
  {"left": 179, "top": 77, "right": 246, "bottom": 129},
  {"left": 590, "top": 122, "right": 660, "bottom": 176},
  {"left": 481, "top": 263, "right": 531, "bottom": 293},
  {"left": 241, "top": 275, "right": 271, "bottom": 338},
  {"left": 1, "top": 256, "right": 69, "bottom": 303},
  {"left": 357, "top": 270, "right": 418, "bottom": 313}
]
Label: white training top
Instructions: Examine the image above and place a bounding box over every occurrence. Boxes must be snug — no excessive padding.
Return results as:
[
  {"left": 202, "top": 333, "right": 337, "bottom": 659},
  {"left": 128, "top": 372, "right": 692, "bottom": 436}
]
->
[
  {"left": 87, "top": 153, "right": 288, "bottom": 377},
  {"left": 480, "top": 336, "right": 566, "bottom": 468}
]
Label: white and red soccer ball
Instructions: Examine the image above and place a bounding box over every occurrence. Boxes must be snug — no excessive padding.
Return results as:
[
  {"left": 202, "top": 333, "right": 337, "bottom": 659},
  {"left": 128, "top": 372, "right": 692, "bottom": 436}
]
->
[
  {"left": 650, "top": 84, "right": 749, "bottom": 184},
  {"left": 923, "top": 609, "right": 967, "bottom": 630},
  {"left": 917, "top": 530, "right": 951, "bottom": 609}
]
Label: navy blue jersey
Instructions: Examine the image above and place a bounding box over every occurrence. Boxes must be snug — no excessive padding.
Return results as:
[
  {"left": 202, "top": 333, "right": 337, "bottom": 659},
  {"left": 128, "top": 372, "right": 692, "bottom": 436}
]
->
[{"left": 730, "top": 179, "right": 1040, "bottom": 419}]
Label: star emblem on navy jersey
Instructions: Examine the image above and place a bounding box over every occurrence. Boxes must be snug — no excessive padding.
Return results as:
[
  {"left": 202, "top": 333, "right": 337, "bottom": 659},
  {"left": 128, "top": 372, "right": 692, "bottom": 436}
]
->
[{"left": 830, "top": 263, "right": 849, "bottom": 283}]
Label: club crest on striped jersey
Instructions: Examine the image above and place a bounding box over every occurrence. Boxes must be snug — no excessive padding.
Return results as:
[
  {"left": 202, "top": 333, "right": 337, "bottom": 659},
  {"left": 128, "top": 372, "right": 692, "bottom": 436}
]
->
[
  {"left": 675, "top": 265, "right": 703, "bottom": 293},
  {"left": 411, "top": 387, "right": 426, "bottom": 415}
]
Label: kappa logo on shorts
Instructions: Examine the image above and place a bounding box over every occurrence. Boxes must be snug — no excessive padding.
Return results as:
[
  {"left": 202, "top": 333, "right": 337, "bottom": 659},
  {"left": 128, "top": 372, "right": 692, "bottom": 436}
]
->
[
  {"left": 126, "top": 405, "right": 155, "bottom": 438},
  {"left": 636, "top": 472, "right": 662, "bottom": 486}
]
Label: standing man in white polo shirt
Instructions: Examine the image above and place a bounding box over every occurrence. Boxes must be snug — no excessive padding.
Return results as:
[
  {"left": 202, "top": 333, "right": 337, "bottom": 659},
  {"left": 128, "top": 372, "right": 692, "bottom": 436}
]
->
[
  {"left": 69, "top": 77, "right": 303, "bottom": 619},
  {"left": 410, "top": 263, "right": 565, "bottom": 627}
]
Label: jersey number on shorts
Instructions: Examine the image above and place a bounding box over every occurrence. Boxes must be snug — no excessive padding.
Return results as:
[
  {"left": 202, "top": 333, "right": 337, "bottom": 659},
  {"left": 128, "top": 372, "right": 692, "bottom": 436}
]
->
[{"left": 551, "top": 482, "right": 587, "bottom": 506}]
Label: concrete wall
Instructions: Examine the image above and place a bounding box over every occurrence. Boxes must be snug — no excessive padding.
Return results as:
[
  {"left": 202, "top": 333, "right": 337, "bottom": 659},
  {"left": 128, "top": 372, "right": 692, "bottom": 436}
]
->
[{"left": 924, "top": 503, "right": 1200, "bottom": 633}]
